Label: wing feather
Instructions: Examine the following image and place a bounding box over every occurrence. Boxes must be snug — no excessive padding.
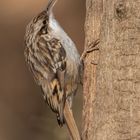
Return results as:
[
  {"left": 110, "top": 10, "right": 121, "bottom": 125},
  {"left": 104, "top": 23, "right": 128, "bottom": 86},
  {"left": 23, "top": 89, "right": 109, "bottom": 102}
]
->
[{"left": 25, "top": 35, "right": 67, "bottom": 125}]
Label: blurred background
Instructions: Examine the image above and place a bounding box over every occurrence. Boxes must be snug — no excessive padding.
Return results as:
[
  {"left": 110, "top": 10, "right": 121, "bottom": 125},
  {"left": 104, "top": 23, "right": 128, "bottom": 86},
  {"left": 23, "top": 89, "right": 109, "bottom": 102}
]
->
[{"left": 0, "top": 0, "right": 85, "bottom": 140}]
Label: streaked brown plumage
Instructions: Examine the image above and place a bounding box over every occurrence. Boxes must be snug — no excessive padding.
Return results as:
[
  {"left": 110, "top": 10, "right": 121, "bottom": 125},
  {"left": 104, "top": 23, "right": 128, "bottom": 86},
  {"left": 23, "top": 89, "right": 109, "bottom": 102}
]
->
[{"left": 24, "top": 0, "right": 81, "bottom": 126}]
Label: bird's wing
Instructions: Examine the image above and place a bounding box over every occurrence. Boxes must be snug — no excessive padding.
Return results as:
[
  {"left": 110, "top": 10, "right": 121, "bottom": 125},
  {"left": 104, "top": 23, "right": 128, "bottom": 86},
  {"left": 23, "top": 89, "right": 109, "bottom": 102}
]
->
[
  {"left": 36, "top": 36, "right": 67, "bottom": 126},
  {"left": 38, "top": 36, "right": 66, "bottom": 83}
]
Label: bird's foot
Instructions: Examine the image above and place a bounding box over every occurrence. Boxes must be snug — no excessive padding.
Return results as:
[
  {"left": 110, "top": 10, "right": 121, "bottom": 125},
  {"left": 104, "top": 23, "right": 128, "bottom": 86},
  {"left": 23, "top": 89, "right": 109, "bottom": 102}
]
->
[{"left": 80, "top": 39, "right": 100, "bottom": 61}]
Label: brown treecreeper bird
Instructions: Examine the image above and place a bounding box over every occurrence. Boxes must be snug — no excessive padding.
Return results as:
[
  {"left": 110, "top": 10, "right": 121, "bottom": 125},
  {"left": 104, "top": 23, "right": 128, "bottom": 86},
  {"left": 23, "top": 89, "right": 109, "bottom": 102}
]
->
[{"left": 24, "top": 0, "right": 81, "bottom": 139}]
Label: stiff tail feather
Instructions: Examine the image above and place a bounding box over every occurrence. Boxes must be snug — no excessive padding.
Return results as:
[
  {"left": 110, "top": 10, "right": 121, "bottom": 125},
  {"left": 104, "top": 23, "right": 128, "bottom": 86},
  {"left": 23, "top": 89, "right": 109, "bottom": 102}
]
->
[{"left": 64, "top": 101, "right": 81, "bottom": 140}]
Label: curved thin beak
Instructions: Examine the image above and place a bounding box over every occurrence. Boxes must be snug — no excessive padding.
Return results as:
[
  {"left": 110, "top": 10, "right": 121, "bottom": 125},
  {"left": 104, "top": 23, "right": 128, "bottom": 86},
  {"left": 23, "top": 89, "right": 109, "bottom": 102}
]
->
[{"left": 46, "top": 0, "right": 58, "bottom": 14}]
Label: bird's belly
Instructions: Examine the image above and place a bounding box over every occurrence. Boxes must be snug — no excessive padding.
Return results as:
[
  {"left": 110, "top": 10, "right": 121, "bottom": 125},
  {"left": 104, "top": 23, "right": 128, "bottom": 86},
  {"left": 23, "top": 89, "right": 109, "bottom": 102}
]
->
[{"left": 65, "top": 57, "right": 80, "bottom": 97}]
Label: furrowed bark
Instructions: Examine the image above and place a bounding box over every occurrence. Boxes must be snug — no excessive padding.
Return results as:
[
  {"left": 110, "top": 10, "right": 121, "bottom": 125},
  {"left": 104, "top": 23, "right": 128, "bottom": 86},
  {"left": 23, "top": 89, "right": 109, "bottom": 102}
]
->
[
  {"left": 82, "top": 0, "right": 140, "bottom": 140},
  {"left": 82, "top": 0, "right": 102, "bottom": 139}
]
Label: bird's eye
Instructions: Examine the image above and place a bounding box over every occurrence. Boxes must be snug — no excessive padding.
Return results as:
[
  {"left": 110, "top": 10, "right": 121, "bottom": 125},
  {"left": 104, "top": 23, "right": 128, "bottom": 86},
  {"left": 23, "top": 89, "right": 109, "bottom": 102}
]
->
[{"left": 43, "top": 20, "right": 46, "bottom": 24}]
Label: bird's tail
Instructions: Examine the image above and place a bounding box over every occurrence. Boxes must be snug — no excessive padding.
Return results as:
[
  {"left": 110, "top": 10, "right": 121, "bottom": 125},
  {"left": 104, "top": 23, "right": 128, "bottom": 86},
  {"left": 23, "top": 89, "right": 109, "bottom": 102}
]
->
[{"left": 64, "top": 101, "right": 81, "bottom": 140}]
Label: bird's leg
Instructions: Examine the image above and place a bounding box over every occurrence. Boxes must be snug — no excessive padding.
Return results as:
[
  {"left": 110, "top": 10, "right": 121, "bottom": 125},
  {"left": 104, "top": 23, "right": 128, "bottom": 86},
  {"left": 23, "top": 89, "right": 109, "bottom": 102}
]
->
[{"left": 80, "top": 39, "right": 100, "bottom": 62}]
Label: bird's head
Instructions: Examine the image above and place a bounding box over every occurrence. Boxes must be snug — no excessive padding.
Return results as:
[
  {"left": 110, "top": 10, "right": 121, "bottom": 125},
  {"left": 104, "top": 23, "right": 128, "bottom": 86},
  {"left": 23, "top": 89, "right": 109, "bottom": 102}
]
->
[{"left": 24, "top": 0, "right": 58, "bottom": 45}]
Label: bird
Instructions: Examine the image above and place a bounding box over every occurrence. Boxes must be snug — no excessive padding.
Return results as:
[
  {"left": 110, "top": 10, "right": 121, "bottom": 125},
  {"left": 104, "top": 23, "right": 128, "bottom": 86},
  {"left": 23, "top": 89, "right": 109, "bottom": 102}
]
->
[{"left": 24, "top": 0, "right": 81, "bottom": 127}]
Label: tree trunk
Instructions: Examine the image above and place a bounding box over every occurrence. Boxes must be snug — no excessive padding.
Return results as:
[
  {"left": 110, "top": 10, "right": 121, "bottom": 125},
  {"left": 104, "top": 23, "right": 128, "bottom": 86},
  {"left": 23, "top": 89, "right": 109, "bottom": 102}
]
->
[{"left": 82, "top": 0, "right": 140, "bottom": 140}]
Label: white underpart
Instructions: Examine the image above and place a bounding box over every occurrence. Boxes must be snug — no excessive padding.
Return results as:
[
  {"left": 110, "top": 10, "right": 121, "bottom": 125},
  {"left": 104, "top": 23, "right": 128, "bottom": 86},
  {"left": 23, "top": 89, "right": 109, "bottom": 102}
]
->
[{"left": 49, "top": 16, "right": 80, "bottom": 66}]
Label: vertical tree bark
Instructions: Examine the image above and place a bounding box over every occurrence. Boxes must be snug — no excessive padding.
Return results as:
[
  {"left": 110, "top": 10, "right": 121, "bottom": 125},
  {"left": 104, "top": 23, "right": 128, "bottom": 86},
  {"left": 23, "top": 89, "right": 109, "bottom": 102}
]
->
[
  {"left": 82, "top": 0, "right": 103, "bottom": 139},
  {"left": 82, "top": 0, "right": 140, "bottom": 140}
]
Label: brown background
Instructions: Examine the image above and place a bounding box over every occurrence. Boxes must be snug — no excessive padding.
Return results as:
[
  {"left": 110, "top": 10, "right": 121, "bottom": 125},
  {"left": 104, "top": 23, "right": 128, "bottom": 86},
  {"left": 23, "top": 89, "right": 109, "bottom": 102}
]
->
[{"left": 0, "top": 0, "right": 85, "bottom": 140}]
